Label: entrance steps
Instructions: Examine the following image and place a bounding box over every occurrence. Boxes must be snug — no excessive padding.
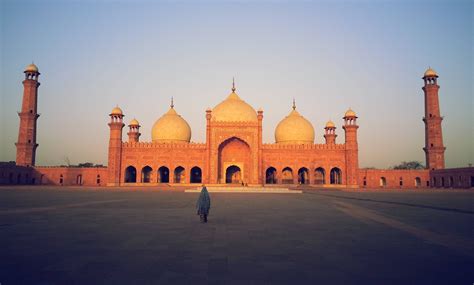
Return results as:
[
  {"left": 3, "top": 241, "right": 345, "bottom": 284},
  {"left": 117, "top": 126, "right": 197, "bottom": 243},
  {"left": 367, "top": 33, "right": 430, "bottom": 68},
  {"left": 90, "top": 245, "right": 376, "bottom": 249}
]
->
[{"left": 184, "top": 186, "right": 302, "bottom": 193}]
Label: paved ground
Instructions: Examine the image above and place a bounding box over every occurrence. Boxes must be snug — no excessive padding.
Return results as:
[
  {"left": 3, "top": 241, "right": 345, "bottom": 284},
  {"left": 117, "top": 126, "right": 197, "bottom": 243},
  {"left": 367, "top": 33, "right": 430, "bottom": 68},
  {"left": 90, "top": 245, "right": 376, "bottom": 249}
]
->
[{"left": 0, "top": 186, "right": 473, "bottom": 285}]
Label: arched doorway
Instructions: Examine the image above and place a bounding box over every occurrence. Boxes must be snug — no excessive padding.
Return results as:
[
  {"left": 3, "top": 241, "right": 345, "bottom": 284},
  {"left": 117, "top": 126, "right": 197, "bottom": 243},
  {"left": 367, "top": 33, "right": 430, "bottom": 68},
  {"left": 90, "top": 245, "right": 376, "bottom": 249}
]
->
[
  {"left": 174, "top": 166, "right": 185, "bottom": 183},
  {"left": 330, "top": 167, "right": 342, "bottom": 184},
  {"left": 380, "top": 177, "right": 387, "bottom": 187},
  {"left": 415, "top": 177, "right": 421, "bottom": 187},
  {"left": 314, "top": 167, "right": 325, "bottom": 185},
  {"left": 298, "top": 167, "right": 309, "bottom": 184},
  {"left": 190, "top": 167, "right": 202, "bottom": 183},
  {"left": 76, "top": 175, "right": 83, "bottom": 185},
  {"left": 265, "top": 167, "right": 277, "bottom": 184},
  {"left": 282, "top": 167, "right": 293, "bottom": 184},
  {"left": 226, "top": 165, "right": 241, "bottom": 184},
  {"left": 141, "top": 166, "right": 152, "bottom": 183},
  {"left": 158, "top": 166, "right": 169, "bottom": 183},
  {"left": 125, "top": 166, "right": 137, "bottom": 183},
  {"left": 218, "top": 137, "right": 251, "bottom": 184}
]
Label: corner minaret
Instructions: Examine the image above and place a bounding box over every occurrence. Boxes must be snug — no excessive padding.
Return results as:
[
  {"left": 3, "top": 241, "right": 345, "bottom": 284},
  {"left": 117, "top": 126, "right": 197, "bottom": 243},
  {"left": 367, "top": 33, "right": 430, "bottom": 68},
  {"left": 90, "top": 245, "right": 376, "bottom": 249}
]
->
[
  {"left": 107, "top": 106, "right": 125, "bottom": 186},
  {"left": 324, "top": 120, "right": 337, "bottom": 145},
  {"left": 127, "top": 118, "right": 141, "bottom": 143},
  {"left": 15, "top": 63, "right": 41, "bottom": 167},
  {"left": 343, "top": 109, "right": 359, "bottom": 188},
  {"left": 422, "top": 67, "right": 445, "bottom": 170}
]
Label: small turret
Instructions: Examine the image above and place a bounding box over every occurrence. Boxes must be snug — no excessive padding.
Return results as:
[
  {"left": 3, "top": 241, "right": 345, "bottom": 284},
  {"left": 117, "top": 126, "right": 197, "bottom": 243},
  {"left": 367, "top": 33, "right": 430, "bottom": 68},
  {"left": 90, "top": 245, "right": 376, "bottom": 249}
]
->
[
  {"left": 127, "top": 118, "right": 141, "bottom": 143},
  {"left": 324, "top": 120, "right": 337, "bottom": 145}
]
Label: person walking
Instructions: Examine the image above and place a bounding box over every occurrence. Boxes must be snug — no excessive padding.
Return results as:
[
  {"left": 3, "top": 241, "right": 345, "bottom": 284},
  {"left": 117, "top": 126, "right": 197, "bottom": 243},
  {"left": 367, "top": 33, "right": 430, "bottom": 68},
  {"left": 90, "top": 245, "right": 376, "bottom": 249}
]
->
[{"left": 196, "top": 185, "right": 211, "bottom": 223}]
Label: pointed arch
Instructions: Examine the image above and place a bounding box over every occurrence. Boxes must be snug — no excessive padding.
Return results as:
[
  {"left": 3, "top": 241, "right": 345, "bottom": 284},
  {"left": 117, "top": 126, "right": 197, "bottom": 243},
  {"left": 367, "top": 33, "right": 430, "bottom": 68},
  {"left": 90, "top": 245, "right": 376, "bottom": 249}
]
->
[
  {"left": 190, "top": 166, "right": 202, "bottom": 183},
  {"left": 265, "top": 167, "right": 277, "bottom": 184},
  {"left": 141, "top": 166, "right": 152, "bottom": 183},
  {"left": 174, "top": 166, "right": 185, "bottom": 183},
  {"left": 330, "top": 167, "right": 342, "bottom": 184},
  {"left": 226, "top": 165, "right": 241, "bottom": 184},
  {"left": 314, "top": 167, "right": 325, "bottom": 185},
  {"left": 218, "top": 136, "right": 251, "bottom": 184},
  {"left": 158, "top": 166, "right": 169, "bottom": 183},
  {"left": 298, "top": 167, "right": 309, "bottom": 185},
  {"left": 125, "top": 166, "right": 137, "bottom": 183},
  {"left": 415, "top": 177, "right": 421, "bottom": 187},
  {"left": 282, "top": 167, "right": 293, "bottom": 184}
]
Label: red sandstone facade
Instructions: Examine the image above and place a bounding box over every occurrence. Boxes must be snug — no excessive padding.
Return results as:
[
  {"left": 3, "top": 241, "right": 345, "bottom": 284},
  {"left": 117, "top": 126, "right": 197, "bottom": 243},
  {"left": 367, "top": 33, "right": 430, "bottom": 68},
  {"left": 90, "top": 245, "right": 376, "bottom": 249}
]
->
[
  {"left": 1, "top": 65, "right": 473, "bottom": 189},
  {"left": 104, "top": 103, "right": 359, "bottom": 187}
]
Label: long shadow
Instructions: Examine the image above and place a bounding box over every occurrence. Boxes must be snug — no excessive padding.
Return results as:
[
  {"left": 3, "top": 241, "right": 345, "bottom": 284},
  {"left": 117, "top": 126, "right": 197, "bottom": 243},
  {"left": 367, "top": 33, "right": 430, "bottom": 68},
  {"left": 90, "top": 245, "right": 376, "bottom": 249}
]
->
[{"left": 305, "top": 191, "right": 474, "bottom": 215}]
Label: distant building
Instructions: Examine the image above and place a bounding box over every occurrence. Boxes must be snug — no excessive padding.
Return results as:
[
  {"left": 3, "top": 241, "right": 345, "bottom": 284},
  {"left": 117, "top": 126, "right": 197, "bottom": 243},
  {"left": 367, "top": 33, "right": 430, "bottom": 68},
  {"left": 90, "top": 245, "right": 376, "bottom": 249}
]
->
[{"left": 1, "top": 64, "right": 472, "bottom": 188}]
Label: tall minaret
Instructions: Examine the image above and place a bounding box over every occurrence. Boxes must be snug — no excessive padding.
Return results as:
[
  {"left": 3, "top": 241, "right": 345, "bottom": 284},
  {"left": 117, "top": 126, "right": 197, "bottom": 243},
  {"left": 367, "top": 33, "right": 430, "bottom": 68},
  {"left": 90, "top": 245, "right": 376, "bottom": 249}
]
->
[
  {"left": 107, "top": 106, "right": 124, "bottom": 186},
  {"left": 15, "top": 63, "right": 41, "bottom": 167},
  {"left": 422, "top": 67, "right": 445, "bottom": 170},
  {"left": 343, "top": 109, "right": 359, "bottom": 187}
]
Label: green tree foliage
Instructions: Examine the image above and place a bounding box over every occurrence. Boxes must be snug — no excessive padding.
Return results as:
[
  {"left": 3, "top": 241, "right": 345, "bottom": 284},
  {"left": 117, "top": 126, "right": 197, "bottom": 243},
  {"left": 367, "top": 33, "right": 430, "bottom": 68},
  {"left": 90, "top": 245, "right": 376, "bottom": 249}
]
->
[{"left": 392, "top": 161, "right": 424, "bottom": 170}]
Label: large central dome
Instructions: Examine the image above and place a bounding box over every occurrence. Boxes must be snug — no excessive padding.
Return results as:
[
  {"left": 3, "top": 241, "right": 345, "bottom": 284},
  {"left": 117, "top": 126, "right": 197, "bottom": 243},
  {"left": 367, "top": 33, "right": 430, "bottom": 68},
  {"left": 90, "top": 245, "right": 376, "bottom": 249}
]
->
[{"left": 212, "top": 83, "right": 257, "bottom": 122}]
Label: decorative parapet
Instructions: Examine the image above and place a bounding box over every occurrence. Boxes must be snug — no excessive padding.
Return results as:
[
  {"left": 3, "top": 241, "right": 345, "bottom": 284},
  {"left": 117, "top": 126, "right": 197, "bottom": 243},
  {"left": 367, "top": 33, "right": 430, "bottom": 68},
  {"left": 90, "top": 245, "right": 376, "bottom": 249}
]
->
[
  {"left": 122, "top": 141, "right": 207, "bottom": 149},
  {"left": 35, "top": 166, "right": 107, "bottom": 169},
  {"left": 210, "top": 121, "right": 259, "bottom": 127},
  {"left": 261, "top": 143, "right": 346, "bottom": 150}
]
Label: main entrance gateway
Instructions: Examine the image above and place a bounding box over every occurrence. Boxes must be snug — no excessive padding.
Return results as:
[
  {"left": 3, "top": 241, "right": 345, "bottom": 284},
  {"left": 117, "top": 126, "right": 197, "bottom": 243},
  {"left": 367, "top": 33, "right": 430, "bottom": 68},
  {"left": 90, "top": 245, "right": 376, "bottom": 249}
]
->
[
  {"left": 217, "top": 137, "right": 251, "bottom": 184},
  {"left": 226, "top": 165, "right": 241, "bottom": 183}
]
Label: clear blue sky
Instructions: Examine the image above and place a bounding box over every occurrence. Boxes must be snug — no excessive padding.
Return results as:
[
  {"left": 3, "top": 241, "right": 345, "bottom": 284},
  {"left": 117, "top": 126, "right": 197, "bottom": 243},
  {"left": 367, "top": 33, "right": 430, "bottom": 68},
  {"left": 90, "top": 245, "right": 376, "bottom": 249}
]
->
[{"left": 1, "top": 0, "right": 472, "bottom": 168}]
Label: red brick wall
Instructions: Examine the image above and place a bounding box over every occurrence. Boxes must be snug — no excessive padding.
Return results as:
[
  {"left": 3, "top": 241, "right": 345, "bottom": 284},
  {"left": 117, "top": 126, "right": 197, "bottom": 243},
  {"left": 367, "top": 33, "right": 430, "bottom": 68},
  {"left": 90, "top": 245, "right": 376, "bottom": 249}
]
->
[
  {"left": 358, "top": 169, "right": 430, "bottom": 189},
  {"left": 0, "top": 164, "right": 34, "bottom": 185},
  {"left": 34, "top": 167, "right": 108, "bottom": 186},
  {"left": 430, "top": 167, "right": 474, "bottom": 188},
  {"left": 120, "top": 142, "right": 207, "bottom": 184},
  {"left": 261, "top": 144, "right": 347, "bottom": 185}
]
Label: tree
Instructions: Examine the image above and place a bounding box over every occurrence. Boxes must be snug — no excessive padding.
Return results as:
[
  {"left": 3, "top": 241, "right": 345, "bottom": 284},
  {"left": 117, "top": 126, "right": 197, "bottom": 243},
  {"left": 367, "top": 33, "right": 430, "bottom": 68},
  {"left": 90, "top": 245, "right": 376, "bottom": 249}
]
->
[{"left": 392, "top": 161, "right": 424, "bottom": 170}]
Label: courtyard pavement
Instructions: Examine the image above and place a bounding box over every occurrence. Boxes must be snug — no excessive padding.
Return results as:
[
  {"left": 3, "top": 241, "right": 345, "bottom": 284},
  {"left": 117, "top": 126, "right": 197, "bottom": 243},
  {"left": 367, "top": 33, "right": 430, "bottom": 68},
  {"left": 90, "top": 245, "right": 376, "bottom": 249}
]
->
[{"left": 0, "top": 186, "right": 473, "bottom": 285}]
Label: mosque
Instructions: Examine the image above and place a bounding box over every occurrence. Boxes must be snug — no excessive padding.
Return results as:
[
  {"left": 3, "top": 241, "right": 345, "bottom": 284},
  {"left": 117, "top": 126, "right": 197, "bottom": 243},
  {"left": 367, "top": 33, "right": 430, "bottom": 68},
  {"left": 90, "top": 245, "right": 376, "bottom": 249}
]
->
[
  {"left": 1, "top": 64, "right": 473, "bottom": 189},
  {"left": 110, "top": 81, "right": 357, "bottom": 187}
]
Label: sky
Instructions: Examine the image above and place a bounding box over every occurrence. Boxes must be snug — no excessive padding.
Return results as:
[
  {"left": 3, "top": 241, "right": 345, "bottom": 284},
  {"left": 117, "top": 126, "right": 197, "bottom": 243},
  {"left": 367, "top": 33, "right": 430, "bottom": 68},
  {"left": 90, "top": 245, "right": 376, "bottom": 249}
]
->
[{"left": 0, "top": 0, "right": 472, "bottom": 168}]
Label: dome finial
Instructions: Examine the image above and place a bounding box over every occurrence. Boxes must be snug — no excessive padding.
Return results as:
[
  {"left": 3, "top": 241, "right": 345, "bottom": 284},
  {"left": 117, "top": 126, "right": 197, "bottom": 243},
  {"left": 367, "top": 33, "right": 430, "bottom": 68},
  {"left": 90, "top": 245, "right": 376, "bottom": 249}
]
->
[
  {"left": 232, "top": 77, "right": 236, "bottom": 92},
  {"left": 170, "top": 97, "right": 174, "bottom": 108},
  {"left": 292, "top": 98, "right": 296, "bottom": 110}
]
